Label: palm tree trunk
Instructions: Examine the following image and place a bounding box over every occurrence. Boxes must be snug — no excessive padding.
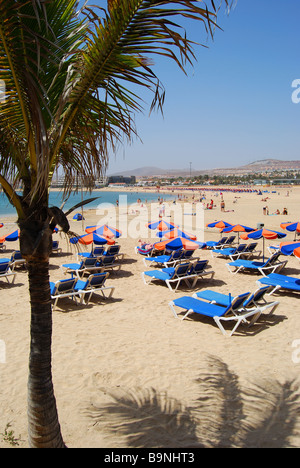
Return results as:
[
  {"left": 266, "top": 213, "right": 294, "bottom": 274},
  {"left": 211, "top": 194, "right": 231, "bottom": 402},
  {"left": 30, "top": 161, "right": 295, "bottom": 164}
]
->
[
  {"left": 19, "top": 210, "right": 66, "bottom": 448},
  {"left": 26, "top": 258, "right": 66, "bottom": 448}
]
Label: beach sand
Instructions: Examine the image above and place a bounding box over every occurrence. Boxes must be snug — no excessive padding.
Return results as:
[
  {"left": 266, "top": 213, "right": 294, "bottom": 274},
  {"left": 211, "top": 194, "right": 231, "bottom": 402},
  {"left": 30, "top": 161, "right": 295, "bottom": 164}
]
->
[{"left": 0, "top": 185, "right": 300, "bottom": 448}]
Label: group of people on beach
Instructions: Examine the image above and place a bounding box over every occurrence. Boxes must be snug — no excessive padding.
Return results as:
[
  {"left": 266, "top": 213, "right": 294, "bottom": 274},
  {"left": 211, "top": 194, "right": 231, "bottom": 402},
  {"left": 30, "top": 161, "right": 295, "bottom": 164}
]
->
[{"left": 263, "top": 206, "right": 288, "bottom": 215}]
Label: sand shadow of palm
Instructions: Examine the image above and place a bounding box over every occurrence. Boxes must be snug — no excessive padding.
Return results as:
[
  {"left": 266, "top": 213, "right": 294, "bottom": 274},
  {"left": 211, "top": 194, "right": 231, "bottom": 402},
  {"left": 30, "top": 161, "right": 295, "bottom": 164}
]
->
[
  {"left": 86, "top": 356, "right": 300, "bottom": 448},
  {"left": 87, "top": 386, "right": 201, "bottom": 448}
]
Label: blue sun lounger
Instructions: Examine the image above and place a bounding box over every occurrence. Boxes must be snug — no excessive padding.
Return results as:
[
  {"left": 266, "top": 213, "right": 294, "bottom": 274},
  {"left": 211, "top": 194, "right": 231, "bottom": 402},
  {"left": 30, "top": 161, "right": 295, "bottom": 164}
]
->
[
  {"left": 142, "top": 262, "right": 192, "bottom": 291},
  {"left": 257, "top": 273, "right": 300, "bottom": 295},
  {"left": 181, "top": 249, "right": 196, "bottom": 261},
  {"left": 95, "top": 254, "right": 122, "bottom": 272},
  {"left": 10, "top": 250, "right": 26, "bottom": 269},
  {"left": 0, "top": 261, "right": 17, "bottom": 284},
  {"left": 61, "top": 257, "right": 102, "bottom": 278},
  {"left": 169, "top": 292, "right": 262, "bottom": 336},
  {"left": 143, "top": 249, "right": 183, "bottom": 268},
  {"left": 74, "top": 272, "right": 115, "bottom": 304},
  {"left": 240, "top": 243, "right": 261, "bottom": 259},
  {"left": 193, "top": 285, "right": 279, "bottom": 316},
  {"left": 0, "top": 251, "right": 26, "bottom": 270},
  {"left": 226, "top": 251, "right": 287, "bottom": 276},
  {"left": 206, "top": 236, "right": 236, "bottom": 250},
  {"left": 51, "top": 241, "right": 62, "bottom": 254},
  {"left": 211, "top": 243, "right": 247, "bottom": 259},
  {"left": 187, "top": 260, "right": 215, "bottom": 288},
  {"left": 50, "top": 273, "right": 115, "bottom": 310},
  {"left": 206, "top": 236, "right": 228, "bottom": 249},
  {"left": 78, "top": 246, "right": 105, "bottom": 259},
  {"left": 50, "top": 277, "right": 79, "bottom": 310},
  {"left": 103, "top": 244, "right": 124, "bottom": 260}
]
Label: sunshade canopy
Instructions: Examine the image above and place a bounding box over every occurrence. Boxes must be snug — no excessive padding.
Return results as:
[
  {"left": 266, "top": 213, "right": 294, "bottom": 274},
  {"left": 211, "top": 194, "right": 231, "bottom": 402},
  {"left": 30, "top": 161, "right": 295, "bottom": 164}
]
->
[
  {"left": 294, "top": 247, "right": 300, "bottom": 259},
  {"left": 222, "top": 224, "right": 254, "bottom": 233},
  {"left": 280, "top": 222, "right": 300, "bottom": 233},
  {"left": 154, "top": 236, "right": 200, "bottom": 251},
  {"left": 241, "top": 229, "right": 286, "bottom": 241},
  {"left": 85, "top": 224, "right": 121, "bottom": 238},
  {"left": 70, "top": 232, "right": 112, "bottom": 246},
  {"left": 206, "top": 221, "right": 233, "bottom": 229},
  {"left": 147, "top": 220, "right": 178, "bottom": 231},
  {"left": 73, "top": 213, "right": 84, "bottom": 220},
  {"left": 280, "top": 241, "right": 300, "bottom": 256},
  {"left": 0, "top": 229, "right": 20, "bottom": 243},
  {"left": 241, "top": 228, "right": 286, "bottom": 260}
]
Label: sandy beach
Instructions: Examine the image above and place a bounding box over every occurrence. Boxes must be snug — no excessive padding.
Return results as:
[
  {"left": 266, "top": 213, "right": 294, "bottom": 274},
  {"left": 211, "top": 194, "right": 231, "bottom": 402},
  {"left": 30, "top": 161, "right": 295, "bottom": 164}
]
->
[{"left": 0, "top": 185, "right": 300, "bottom": 448}]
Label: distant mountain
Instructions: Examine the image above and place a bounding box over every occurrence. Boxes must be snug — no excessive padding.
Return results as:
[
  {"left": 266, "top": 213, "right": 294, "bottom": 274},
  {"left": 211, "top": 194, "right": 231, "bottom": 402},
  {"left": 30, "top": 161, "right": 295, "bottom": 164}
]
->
[
  {"left": 109, "top": 166, "right": 183, "bottom": 177},
  {"left": 208, "top": 159, "right": 300, "bottom": 176},
  {"left": 241, "top": 159, "right": 300, "bottom": 170},
  {"left": 109, "top": 159, "right": 300, "bottom": 178}
]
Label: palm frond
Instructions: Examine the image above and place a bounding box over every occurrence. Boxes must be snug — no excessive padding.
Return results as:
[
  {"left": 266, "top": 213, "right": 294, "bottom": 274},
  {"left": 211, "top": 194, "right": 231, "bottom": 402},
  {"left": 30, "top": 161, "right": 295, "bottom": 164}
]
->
[
  {"left": 64, "top": 196, "right": 100, "bottom": 217},
  {"left": 0, "top": 0, "right": 231, "bottom": 210},
  {"left": 50, "top": 0, "right": 231, "bottom": 176},
  {"left": 0, "top": 0, "right": 89, "bottom": 204}
]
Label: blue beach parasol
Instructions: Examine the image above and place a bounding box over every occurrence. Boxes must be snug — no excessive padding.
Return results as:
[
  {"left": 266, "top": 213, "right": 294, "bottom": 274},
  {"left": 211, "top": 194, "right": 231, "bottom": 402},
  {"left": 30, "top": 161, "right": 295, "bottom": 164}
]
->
[
  {"left": 222, "top": 224, "right": 254, "bottom": 244},
  {"left": 280, "top": 241, "right": 300, "bottom": 256},
  {"left": 206, "top": 221, "right": 233, "bottom": 229},
  {"left": 73, "top": 213, "right": 84, "bottom": 221},
  {"left": 241, "top": 228, "right": 286, "bottom": 260},
  {"left": 280, "top": 222, "right": 300, "bottom": 240},
  {"left": 70, "top": 232, "right": 111, "bottom": 246},
  {"left": 154, "top": 236, "right": 200, "bottom": 251},
  {"left": 0, "top": 229, "right": 20, "bottom": 243},
  {"left": 86, "top": 224, "right": 122, "bottom": 238},
  {"left": 147, "top": 220, "right": 178, "bottom": 231}
]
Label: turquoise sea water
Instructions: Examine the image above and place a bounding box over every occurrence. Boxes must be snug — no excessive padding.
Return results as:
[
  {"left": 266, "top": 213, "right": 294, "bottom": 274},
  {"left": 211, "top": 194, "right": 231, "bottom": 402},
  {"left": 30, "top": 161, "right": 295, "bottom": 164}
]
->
[{"left": 0, "top": 190, "right": 176, "bottom": 219}]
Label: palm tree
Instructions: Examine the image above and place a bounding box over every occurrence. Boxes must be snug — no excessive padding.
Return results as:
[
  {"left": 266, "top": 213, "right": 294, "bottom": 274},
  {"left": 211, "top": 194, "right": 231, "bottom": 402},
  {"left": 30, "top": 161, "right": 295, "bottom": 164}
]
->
[{"left": 0, "top": 0, "right": 230, "bottom": 448}]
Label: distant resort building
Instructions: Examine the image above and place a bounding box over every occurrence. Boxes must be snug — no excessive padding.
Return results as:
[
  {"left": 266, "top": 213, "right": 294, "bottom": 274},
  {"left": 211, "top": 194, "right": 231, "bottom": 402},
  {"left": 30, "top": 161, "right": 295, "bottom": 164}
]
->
[
  {"left": 107, "top": 175, "right": 136, "bottom": 185},
  {"left": 51, "top": 175, "right": 108, "bottom": 188}
]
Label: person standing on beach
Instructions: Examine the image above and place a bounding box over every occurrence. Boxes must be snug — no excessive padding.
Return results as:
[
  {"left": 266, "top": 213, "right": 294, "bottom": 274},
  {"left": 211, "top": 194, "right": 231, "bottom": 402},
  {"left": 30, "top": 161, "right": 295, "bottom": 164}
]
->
[{"left": 263, "top": 206, "right": 269, "bottom": 215}]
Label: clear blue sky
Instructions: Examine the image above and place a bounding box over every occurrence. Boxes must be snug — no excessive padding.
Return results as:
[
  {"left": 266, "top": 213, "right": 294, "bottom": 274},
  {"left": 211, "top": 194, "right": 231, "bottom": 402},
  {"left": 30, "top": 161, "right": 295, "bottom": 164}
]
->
[{"left": 87, "top": 1, "right": 300, "bottom": 174}]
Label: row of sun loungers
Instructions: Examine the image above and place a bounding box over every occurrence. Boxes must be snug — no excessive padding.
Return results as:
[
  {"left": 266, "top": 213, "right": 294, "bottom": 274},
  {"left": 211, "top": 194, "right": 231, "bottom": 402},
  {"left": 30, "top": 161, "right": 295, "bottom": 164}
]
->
[
  {"left": 206, "top": 235, "right": 236, "bottom": 249},
  {"left": 138, "top": 241, "right": 300, "bottom": 335},
  {"left": 137, "top": 235, "right": 237, "bottom": 256},
  {"left": 51, "top": 244, "right": 124, "bottom": 309},
  {"left": 62, "top": 253, "right": 122, "bottom": 278},
  {"left": 1, "top": 236, "right": 299, "bottom": 328},
  {"left": 0, "top": 242, "right": 123, "bottom": 313},
  {"left": 143, "top": 248, "right": 196, "bottom": 268},
  {"left": 141, "top": 249, "right": 288, "bottom": 293},
  {"left": 77, "top": 243, "right": 123, "bottom": 261},
  {"left": 211, "top": 242, "right": 262, "bottom": 260},
  {"left": 142, "top": 259, "right": 215, "bottom": 291},
  {"left": 50, "top": 272, "right": 115, "bottom": 311}
]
